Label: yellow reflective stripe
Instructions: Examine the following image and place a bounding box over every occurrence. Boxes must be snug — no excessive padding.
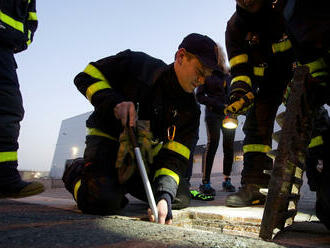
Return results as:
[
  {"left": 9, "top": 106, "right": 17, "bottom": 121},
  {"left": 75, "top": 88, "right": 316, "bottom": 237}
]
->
[
  {"left": 0, "top": 10, "right": 24, "bottom": 33},
  {"left": 308, "top": 136, "right": 323, "bottom": 148},
  {"left": 73, "top": 179, "right": 81, "bottom": 201},
  {"left": 154, "top": 168, "right": 180, "bottom": 185},
  {"left": 83, "top": 64, "right": 111, "bottom": 101},
  {"left": 85, "top": 81, "right": 109, "bottom": 100},
  {"left": 272, "top": 39, "right": 292, "bottom": 53},
  {"left": 253, "top": 66, "right": 265, "bottom": 76},
  {"left": 84, "top": 64, "right": 107, "bottom": 82},
  {"left": 311, "top": 71, "right": 328, "bottom": 78},
  {"left": 231, "top": 75, "right": 252, "bottom": 87},
  {"left": 163, "top": 141, "right": 190, "bottom": 160},
  {"left": 305, "top": 58, "right": 327, "bottom": 74},
  {"left": 26, "top": 30, "right": 32, "bottom": 45},
  {"left": 0, "top": 151, "right": 18, "bottom": 163},
  {"left": 311, "top": 71, "right": 328, "bottom": 79},
  {"left": 229, "top": 54, "right": 248, "bottom": 68},
  {"left": 243, "top": 144, "right": 271, "bottom": 154},
  {"left": 86, "top": 81, "right": 111, "bottom": 101},
  {"left": 87, "top": 128, "right": 117, "bottom": 142},
  {"left": 28, "top": 12, "right": 37, "bottom": 21}
]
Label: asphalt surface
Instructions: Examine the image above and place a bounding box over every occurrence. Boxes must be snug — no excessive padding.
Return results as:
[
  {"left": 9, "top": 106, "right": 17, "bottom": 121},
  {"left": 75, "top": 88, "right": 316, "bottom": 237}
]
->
[{"left": 0, "top": 175, "right": 329, "bottom": 248}]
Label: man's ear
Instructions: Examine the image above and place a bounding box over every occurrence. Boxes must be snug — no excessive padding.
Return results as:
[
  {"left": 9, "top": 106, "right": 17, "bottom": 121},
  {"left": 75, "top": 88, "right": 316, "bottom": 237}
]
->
[{"left": 176, "top": 48, "right": 186, "bottom": 65}]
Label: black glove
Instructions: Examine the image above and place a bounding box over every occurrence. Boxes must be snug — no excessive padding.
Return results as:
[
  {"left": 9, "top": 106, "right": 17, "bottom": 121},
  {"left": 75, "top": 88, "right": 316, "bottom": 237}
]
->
[{"left": 225, "top": 91, "right": 255, "bottom": 115}]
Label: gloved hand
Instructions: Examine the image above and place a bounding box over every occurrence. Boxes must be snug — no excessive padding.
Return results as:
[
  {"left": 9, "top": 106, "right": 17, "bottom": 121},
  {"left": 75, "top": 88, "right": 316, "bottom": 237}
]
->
[
  {"left": 224, "top": 91, "right": 254, "bottom": 115},
  {"left": 115, "top": 129, "right": 136, "bottom": 184},
  {"left": 136, "top": 120, "right": 154, "bottom": 165}
]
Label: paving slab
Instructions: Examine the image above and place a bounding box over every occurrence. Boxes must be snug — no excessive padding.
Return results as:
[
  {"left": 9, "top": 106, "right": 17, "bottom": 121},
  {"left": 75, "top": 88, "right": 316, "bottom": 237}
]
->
[{"left": 0, "top": 175, "right": 329, "bottom": 247}]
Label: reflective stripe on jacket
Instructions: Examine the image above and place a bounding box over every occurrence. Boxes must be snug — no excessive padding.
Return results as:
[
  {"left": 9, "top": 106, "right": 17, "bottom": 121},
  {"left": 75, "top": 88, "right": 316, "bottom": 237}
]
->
[
  {"left": 0, "top": 0, "right": 38, "bottom": 52},
  {"left": 225, "top": 2, "right": 294, "bottom": 96}
]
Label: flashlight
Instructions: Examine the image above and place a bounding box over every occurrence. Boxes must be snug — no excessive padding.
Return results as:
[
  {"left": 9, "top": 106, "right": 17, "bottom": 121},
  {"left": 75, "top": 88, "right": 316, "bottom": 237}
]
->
[{"left": 222, "top": 113, "right": 238, "bottom": 129}]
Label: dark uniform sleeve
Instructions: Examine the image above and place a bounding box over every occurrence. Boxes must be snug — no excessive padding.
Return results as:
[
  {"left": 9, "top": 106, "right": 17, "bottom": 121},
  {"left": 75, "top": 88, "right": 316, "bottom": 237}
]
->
[
  {"left": 196, "top": 73, "right": 227, "bottom": 114},
  {"left": 74, "top": 61, "right": 126, "bottom": 110},
  {"left": 74, "top": 50, "right": 167, "bottom": 133},
  {"left": 23, "top": 0, "right": 38, "bottom": 50},
  {"left": 225, "top": 16, "right": 253, "bottom": 100},
  {"left": 152, "top": 102, "right": 200, "bottom": 200},
  {"left": 0, "top": 0, "right": 38, "bottom": 53}
]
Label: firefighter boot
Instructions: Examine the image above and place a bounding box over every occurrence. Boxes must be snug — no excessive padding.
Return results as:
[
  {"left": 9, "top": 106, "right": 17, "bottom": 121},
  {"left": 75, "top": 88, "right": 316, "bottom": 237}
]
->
[
  {"left": 225, "top": 184, "right": 266, "bottom": 207},
  {"left": 0, "top": 167, "right": 44, "bottom": 198},
  {"left": 172, "top": 178, "right": 191, "bottom": 210},
  {"left": 315, "top": 166, "right": 330, "bottom": 230}
]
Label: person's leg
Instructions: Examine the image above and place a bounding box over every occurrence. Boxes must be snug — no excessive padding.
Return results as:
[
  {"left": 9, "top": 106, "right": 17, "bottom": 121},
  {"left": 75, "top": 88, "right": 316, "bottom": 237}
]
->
[
  {"left": 316, "top": 149, "right": 330, "bottom": 229},
  {"left": 226, "top": 95, "right": 280, "bottom": 207},
  {"left": 315, "top": 129, "right": 330, "bottom": 229},
  {"left": 221, "top": 121, "right": 236, "bottom": 192},
  {"left": 305, "top": 150, "right": 321, "bottom": 192},
  {"left": 0, "top": 47, "right": 43, "bottom": 198},
  {"left": 63, "top": 135, "right": 127, "bottom": 215},
  {"left": 200, "top": 110, "right": 220, "bottom": 195}
]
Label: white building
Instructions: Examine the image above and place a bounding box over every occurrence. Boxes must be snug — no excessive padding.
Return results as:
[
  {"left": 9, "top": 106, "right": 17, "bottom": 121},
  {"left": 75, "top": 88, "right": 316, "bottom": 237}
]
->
[{"left": 49, "top": 105, "right": 287, "bottom": 179}]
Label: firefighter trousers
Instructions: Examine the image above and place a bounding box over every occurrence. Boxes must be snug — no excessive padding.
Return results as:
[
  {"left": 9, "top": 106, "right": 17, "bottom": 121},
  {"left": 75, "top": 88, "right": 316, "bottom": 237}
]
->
[
  {"left": 0, "top": 46, "right": 24, "bottom": 186},
  {"left": 241, "top": 94, "right": 282, "bottom": 187},
  {"left": 63, "top": 135, "right": 190, "bottom": 215}
]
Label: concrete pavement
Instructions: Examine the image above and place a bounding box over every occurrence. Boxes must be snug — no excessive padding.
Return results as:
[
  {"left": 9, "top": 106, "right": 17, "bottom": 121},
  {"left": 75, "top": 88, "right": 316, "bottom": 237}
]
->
[{"left": 0, "top": 175, "right": 329, "bottom": 247}]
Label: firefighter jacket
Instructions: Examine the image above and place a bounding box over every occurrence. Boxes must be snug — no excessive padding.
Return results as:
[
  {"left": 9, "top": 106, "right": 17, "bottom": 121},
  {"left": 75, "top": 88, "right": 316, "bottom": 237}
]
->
[
  {"left": 226, "top": 2, "right": 295, "bottom": 99},
  {"left": 308, "top": 107, "right": 330, "bottom": 158},
  {"left": 196, "top": 70, "right": 230, "bottom": 115},
  {"left": 74, "top": 49, "right": 200, "bottom": 200},
  {"left": 0, "top": 0, "right": 38, "bottom": 53}
]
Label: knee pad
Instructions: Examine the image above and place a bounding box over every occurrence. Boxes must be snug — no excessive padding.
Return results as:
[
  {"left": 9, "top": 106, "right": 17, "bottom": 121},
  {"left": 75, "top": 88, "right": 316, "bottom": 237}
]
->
[
  {"left": 76, "top": 169, "right": 127, "bottom": 215},
  {"left": 62, "top": 158, "right": 85, "bottom": 194}
]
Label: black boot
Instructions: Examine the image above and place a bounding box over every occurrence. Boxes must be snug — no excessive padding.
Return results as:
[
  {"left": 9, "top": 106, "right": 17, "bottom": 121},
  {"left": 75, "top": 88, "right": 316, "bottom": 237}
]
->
[
  {"left": 225, "top": 184, "right": 266, "bottom": 207},
  {"left": 172, "top": 178, "right": 191, "bottom": 210},
  {"left": 315, "top": 166, "right": 330, "bottom": 230},
  {"left": 0, "top": 167, "right": 44, "bottom": 198}
]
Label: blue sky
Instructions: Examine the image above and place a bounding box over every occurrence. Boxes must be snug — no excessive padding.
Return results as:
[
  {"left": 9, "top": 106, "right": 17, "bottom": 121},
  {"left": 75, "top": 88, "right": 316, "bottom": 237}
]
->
[{"left": 15, "top": 0, "right": 236, "bottom": 171}]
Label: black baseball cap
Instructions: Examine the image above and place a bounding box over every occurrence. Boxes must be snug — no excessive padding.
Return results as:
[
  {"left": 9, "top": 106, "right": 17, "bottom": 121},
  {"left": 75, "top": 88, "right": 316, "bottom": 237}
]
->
[{"left": 178, "top": 33, "right": 219, "bottom": 71}]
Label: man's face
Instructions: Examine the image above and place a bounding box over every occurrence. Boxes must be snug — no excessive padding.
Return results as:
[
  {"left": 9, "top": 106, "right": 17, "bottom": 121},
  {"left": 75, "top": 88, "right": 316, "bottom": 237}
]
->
[
  {"left": 236, "top": 0, "right": 264, "bottom": 13},
  {"left": 175, "top": 50, "right": 212, "bottom": 93}
]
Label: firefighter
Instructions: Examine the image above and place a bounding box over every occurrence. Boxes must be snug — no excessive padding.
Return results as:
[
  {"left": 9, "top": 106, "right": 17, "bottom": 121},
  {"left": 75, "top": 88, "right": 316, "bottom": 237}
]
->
[
  {"left": 196, "top": 45, "right": 236, "bottom": 195},
  {"left": 62, "top": 33, "right": 219, "bottom": 224},
  {"left": 281, "top": 0, "right": 330, "bottom": 230},
  {"left": 305, "top": 108, "right": 330, "bottom": 230},
  {"left": 224, "top": 0, "right": 295, "bottom": 207},
  {"left": 283, "top": 0, "right": 330, "bottom": 107},
  {"left": 0, "top": 1, "right": 44, "bottom": 198}
]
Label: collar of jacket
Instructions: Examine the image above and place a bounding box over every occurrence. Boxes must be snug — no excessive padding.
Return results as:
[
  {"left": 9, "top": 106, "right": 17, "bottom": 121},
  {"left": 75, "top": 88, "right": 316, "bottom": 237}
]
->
[
  {"left": 156, "top": 63, "right": 194, "bottom": 99},
  {"left": 236, "top": 1, "right": 273, "bottom": 29}
]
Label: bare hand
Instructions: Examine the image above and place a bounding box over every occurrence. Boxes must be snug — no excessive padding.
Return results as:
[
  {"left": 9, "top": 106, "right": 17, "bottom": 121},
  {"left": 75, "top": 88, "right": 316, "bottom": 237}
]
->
[
  {"left": 148, "top": 199, "right": 172, "bottom": 225},
  {"left": 113, "top": 101, "right": 136, "bottom": 127}
]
